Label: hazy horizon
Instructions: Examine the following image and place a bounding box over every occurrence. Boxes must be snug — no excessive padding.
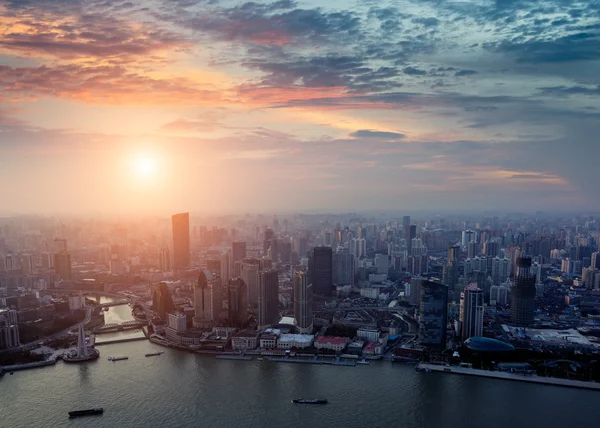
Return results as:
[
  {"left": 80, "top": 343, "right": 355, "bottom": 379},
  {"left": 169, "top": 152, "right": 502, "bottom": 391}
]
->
[{"left": 1, "top": 0, "right": 599, "bottom": 213}]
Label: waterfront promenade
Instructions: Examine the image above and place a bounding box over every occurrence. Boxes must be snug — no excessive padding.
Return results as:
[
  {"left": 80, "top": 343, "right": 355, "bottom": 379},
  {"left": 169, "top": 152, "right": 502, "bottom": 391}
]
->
[{"left": 417, "top": 363, "right": 600, "bottom": 391}]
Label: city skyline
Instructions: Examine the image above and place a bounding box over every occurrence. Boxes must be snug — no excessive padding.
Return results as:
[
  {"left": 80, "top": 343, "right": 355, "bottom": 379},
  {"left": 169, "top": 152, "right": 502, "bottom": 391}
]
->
[{"left": 1, "top": 0, "right": 599, "bottom": 214}]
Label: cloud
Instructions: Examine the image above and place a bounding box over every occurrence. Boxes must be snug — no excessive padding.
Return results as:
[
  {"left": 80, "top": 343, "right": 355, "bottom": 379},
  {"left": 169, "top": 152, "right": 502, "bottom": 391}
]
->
[
  {"left": 350, "top": 130, "right": 405, "bottom": 140},
  {"left": 538, "top": 85, "right": 600, "bottom": 97},
  {"left": 455, "top": 69, "right": 477, "bottom": 77},
  {"left": 403, "top": 66, "right": 427, "bottom": 76}
]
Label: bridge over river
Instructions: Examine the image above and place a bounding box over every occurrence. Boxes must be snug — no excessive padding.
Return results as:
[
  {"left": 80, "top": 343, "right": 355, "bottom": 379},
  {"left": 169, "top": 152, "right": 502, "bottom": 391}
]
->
[{"left": 93, "top": 320, "right": 148, "bottom": 334}]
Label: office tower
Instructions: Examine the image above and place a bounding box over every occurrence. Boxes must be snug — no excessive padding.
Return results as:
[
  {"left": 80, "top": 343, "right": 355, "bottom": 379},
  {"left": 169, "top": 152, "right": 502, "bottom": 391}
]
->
[
  {"left": 309, "top": 246, "right": 333, "bottom": 296},
  {"left": 280, "top": 241, "right": 292, "bottom": 263},
  {"left": 448, "top": 245, "right": 460, "bottom": 263},
  {"left": 172, "top": 212, "right": 190, "bottom": 269},
  {"left": 228, "top": 278, "right": 248, "bottom": 328},
  {"left": 193, "top": 270, "right": 220, "bottom": 329},
  {"left": 54, "top": 238, "right": 68, "bottom": 253},
  {"left": 152, "top": 282, "right": 175, "bottom": 319},
  {"left": 406, "top": 224, "right": 417, "bottom": 254},
  {"left": 258, "top": 269, "right": 279, "bottom": 327},
  {"left": 460, "top": 284, "right": 484, "bottom": 341},
  {"left": 53, "top": 251, "right": 72, "bottom": 281},
  {"left": 333, "top": 248, "right": 354, "bottom": 285},
  {"left": 491, "top": 257, "right": 510, "bottom": 285},
  {"left": 510, "top": 256, "right": 536, "bottom": 326},
  {"left": 467, "top": 241, "right": 479, "bottom": 259},
  {"left": 232, "top": 241, "right": 247, "bottom": 265},
  {"left": 168, "top": 312, "right": 187, "bottom": 332},
  {"left": 220, "top": 251, "right": 231, "bottom": 284},
  {"left": 418, "top": 280, "right": 448, "bottom": 347},
  {"left": 409, "top": 277, "right": 422, "bottom": 306},
  {"left": 293, "top": 237, "right": 308, "bottom": 258},
  {"left": 408, "top": 255, "right": 428, "bottom": 276},
  {"left": 483, "top": 241, "right": 500, "bottom": 258},
  {"left": 462, "top": 230, "right": 475, "bottom": 247},
  {"left": 293, "top": 270, "right": 313, "bottom": 333},
  {"left": 0, "top": 308, "right": 20, "bottom": 350},
  {"left": 159, "top": 247, "right": 171, "bottom": 272},
  {"left": 351, "top": 237, "right": 366, "bottom": 259},
  {"left": 241, "top": 259, "right": 260, "bottom": 306}
]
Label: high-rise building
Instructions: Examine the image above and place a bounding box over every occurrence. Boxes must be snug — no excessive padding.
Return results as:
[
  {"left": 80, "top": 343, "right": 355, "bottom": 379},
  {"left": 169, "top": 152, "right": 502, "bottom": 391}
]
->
[
  {"left": 228, "top": 278, "right": 248, "bottom": 328},
  {"left": 53, "top": 251, "right": 72, "bottom": 281},
  {"left": 232, "top": 241, "right": 247, "bottom": 266},
  {"left": 490, "top": 285, "right": 509, "bottom": 306},
  {"left": 510, "top": 257, "right": 536, "bottom": 326},
  {"left": 484, "top": 241, "right": 500, "bottom": 258},
  {"left": 220, "top": 251, "right": 231, "bottom": 284},
  {"left": 168, "top": 312, "right": 187, "bottom": 332},
  {"left": 460, "top": 284, "right": 484, "bottom": 341},
  {"left": 258, "top": 269, "right": 279, "bottom": 327},
  {"left": 309, "top": 246, "right": 333, "bottom": 296},
  {"left": 462, "top": 230, "right": 476, "bottom": 247},
  {"left": 351, "top": 238, "right": 366, "bottom": 259},
  {"left": 333, "top": 248, "right": 354, "bottom": 285},
  {"left": 152, "top": 282, "right": 175, "bottom": 319},
  {"left": 193, "top": 270, "right": 220, "bottom": 329},
  {"left": 0, "top": 308, "right": 20, "bottom": 350},
  {"left": 406, "top": 224, "right": 417, "bottom": 254},
  {"left": 448, "top": 245, "right": 460, "bottom": 263},
  {"left": 592, "top": 252, "right": 600, "bottom": 270},
  {"left": 467, "top": 241, "right": 480, "bottom": 259},
  {"left": 293, "top": 270, "right": 313, "bottom": 333},
  {"left": 159, "top": 247, "right": 171, "bottom": 272},
  {"left": 418, "top": 280, "right": 448, "bottom": 347},
  {"left": 491, "top": 257, "right": 510, "bottom": 285},
  {"left": 241, "top": 259, "right": 261, "bottom": 306},
  {"left": 172, "top": 213, "right": 190, "bottom": 269}
]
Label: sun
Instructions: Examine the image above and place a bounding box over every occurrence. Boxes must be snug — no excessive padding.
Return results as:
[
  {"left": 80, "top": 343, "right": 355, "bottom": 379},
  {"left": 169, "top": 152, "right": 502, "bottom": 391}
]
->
[{"left": 132, "top": 155, "right": 157, "bottom": 178}]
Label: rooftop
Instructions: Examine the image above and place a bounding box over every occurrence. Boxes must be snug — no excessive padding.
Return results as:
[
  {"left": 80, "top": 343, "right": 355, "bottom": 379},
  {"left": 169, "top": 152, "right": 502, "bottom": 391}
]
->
[
  {"left": 464, "top": 337, "right": 515, "bottom": 352},
  {"left": 316, "top": 336, "right": 349, "bottom": 345}
]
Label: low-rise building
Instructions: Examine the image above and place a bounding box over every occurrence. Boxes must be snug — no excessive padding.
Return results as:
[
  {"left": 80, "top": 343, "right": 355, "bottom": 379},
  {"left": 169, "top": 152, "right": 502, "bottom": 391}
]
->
[
  {"left": 314, "top": 336, "right": 349, "bottom": 352},
  {"left": 357, "top": 328, "right": 380, "bottom": 342},
  {"left": 231, "top": 331, "right": 259, "bottom": 351},
  {"left": 277, "top": 334, "right": 314, "bottom": 349},
  {"left": 259, "top": 332, "right": 278, "bottom": 349}
]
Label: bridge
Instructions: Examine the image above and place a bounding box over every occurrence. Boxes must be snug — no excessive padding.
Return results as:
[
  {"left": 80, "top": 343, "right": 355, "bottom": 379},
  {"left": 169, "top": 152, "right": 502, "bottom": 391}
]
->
[
  {"left": 93, "top": 320, "right": 148, "bottom": 334},
  {"left": 99, "top": 299, "right": 129, "bottom": 308}
]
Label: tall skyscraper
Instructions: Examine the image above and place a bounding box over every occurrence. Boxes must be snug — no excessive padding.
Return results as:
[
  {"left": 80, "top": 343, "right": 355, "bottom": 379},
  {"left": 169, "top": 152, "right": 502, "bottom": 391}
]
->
[
  {"left": 333, "top": 248, "right": 354, "bottom": 285},
  {"left": 228, "top": 278, "right": 248, "bottom": 328},
  {"left": 418, "top": 280, "right": 448, "bottom": 347},
  {"left": 510, "top": 256, "right": 536, "bottom": 326},
  {"left": 220, "top": 251, "right": 231, "bottom": 284},
  {"left": 159, "top": 247, "right": 171, "bottom": 272},
  {"left": 460, "top": 284, "right": 484, "bottom": 340},
  {"left": 309, "top": 246, "right": 333, "bottom": 296},
  {"left": 592, "top": 252, "right": 600, "bottom": 270},
  {"left": 172, "top": 212, "right": 190, "bottom": 269},
  {"left": 491, "top": 257, "right": 510, "bottom": 285},
  {"left": 193, "top": 270, "right": 220, "bottom": 329},
  {"left": 152, "top": 282, "right": 175, "bottom": 319},
  {"left": 448, "top": 245, "right": 460, "bottom": 263},
  {"left": 232, "top": 241, "right": 247, "bottom": 266},
  {"left": 258, "top": 269, "right": 279, "bottom": 327},
  {"left": 241, "top": 258, "right": 261, "bottom": 306},
  {"left": 53, "top": 251, "right": 72, "bottom": 281},
  {"left": 467, "top": 241, "right": 479, "bottom": 259},
  {"left": 293, "top": 270, "right": 313, "bottom": 333},
  {"left": 0, "top": 308, "right": 20, "bottom": 350}
]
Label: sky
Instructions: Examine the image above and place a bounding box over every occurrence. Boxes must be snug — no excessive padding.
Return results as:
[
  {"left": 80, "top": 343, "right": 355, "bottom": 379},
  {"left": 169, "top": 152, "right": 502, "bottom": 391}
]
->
[{"left": 0, "top": 0, "right": 599, "bottom": 215}]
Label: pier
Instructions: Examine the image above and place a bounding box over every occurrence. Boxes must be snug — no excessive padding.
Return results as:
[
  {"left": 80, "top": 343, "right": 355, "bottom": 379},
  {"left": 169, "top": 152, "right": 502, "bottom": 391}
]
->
[
  {"left": 215, "top": 355, "right": 253, "bottom": 361},
  {"left": 267, "top": 354, "right": 357, "bottom": 367},
  {"left": 417, "top": 363, "right": 600, "bottom": 391},
  {"left": 94, "top": 336, "right": 148, "bottom": 346}
]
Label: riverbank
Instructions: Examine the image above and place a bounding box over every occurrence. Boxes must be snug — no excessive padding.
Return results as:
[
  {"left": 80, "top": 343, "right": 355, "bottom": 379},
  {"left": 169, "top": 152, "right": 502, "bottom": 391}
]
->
[{"left": 417, "top": 363, "right": 600, "bottom": 391}]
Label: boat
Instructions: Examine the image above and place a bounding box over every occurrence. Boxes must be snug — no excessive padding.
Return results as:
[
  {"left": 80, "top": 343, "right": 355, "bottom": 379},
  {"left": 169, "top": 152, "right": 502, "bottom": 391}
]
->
[
  {"left": 257, "top": 357, "right": 264, "bottom": 361},
  {"left": 145, "top": 352, "right": 164, "bottom": 357},
  {"left": 292, "top": 399, "right": 328, "bottom": 405},
  {"left": 68, "top": 408, "right": 104, "bottom": 418},
  {"left": 109, "top": 356, "right": 128, "bottom": 362}
]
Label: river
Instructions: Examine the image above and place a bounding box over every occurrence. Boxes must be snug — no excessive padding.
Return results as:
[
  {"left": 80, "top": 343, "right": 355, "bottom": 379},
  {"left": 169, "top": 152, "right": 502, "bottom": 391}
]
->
[{"left": 0, "top": 303, "right": 597, "bottom": 427}]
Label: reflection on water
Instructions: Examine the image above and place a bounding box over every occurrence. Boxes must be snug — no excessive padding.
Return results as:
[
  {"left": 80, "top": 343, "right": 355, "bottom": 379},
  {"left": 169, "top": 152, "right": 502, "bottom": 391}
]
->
[{"left": 94, "top": 302, "right": 145, "bottom": 343}]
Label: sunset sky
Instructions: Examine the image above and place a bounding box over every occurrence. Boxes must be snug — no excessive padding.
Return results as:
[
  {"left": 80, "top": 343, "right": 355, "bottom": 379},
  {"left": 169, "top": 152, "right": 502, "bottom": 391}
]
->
[{"left": 1, "top": 0, "right": 599, "bottom": 214}]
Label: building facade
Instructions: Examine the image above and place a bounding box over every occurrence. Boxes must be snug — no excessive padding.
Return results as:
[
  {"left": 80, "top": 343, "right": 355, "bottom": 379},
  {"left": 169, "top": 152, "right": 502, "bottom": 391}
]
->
[
  {"left": 258, "top": 269, "right": 279, "bottom": 327},
  {"left": 293, "top": 270, "right": 313, "bottom": 333},
  {"left": 418, "top": 280, "right": 448, "bottom": 347},
  {"left": 510, "top": 257, "right": 537, "bottom": 326},
  {"left": 172, "top": 212, "right": 190, "bottom": 269},
  {"left": 460, "top": 283, "right": 484, "bottom": 341}
]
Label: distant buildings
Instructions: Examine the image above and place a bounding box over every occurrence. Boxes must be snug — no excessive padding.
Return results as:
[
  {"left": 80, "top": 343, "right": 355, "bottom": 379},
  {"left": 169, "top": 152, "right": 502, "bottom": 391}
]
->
[
  {"left": 309, "top": 246, "right": 333, "bottom": 296},
  {"left": 240, "top": 259, "right": 261, "bottom": 306},
  {"left": 293, "top": 270, "right": 313, "bottom": 333},
  {"left": 0, "top": 308, "right": 20, "bottom": 350},
  {"left": 231, "top": 242, "right": 247, "bottom": 268},
  {"left": 228, "top": 278, "right": 248, "bottom": 328},
  {"left": 258, "top": 269, "right": 279, "bottom": 328},
  {"left": 460, "top": 283, "right": 484, "bottom": 341},
  {"left": 220, "top": 251, "right": 231, "bottom": 284},
  {"left": 172, "top": 213, "right": 190, "bottom": 269},
  {"left": 510, "top": 256, "right": 536, "bottom": 326},
  {"left": 418, "top": 280, "right": 448, "bottom": 347},
  {"left": 159, "top": 247, "right": 171, "bottom": 272},
  {"left": 53, "top": 251, "right": 72, "bottom": 281},
  {"left": 333, "top": 247, "right": 354, "bottom": 286}
]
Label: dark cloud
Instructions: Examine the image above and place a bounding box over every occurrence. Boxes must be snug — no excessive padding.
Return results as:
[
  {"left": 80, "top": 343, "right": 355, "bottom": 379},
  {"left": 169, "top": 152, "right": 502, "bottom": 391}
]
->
[
  {"left": 455, "top": 69, "right": 477, "bottom": 76},
  {"left": 350, "top": 130, "right": 405, "bottom": 140},
  {"left": 412, "top": 17, "right": 439, "bottom": 27},
  {"left": 403, "top": 66, "right": 427, "bottom": 76},
  {"left": 538, "top": 85, "right": 600, "bottom": 97}
]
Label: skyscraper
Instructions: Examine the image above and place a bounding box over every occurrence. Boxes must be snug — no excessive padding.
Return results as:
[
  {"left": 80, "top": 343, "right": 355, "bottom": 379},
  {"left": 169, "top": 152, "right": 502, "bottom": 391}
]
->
[
  {"left": 232, "top": 241, "right": 247, "bottom": 266},
  {"left": 159, "top": 247, "right": 171, "bottom": 272},
  {"left": 258, "top": 269, "right": 279, "bottom": 327},
  {"left": 220, "top": 251, "right": 231, "bottom": 284},
  {"left": 460, "top": 283, "right": 484, "bottom": 341},
  {"left": 510, "top": 256, "right": 536, "bottom": 326},
  {"left": 241, "top": 258, "right": 261, "bottom": 306},
  {"left": 333, "top": 248, "right": 354, "bottom": 285},
  {"left": 293, "top": 270, "right": 313, "bottom": 333},
  {"left": 418, "top": 280, "right": 448, "bottom": 347},
  {"left": 228, "top": 278, "right": 248, "bottom": 328},
  {"left": 53, "top": 251, "right": 72, "bottom": 281},
  {"left": 309, "top": 246, "right": 333, "bottom": 296},
  {"left": 0, "top": 308, "right": 20, "bottom": 350},
  {"left": 172, "top": 212, "right": 190, "bottom": 269},
  {"left": 152, "top": 282, "right": 175, "bottom": 319},
  {"left": 193, "top": 270, "right": 220, "bottom": 329}
]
